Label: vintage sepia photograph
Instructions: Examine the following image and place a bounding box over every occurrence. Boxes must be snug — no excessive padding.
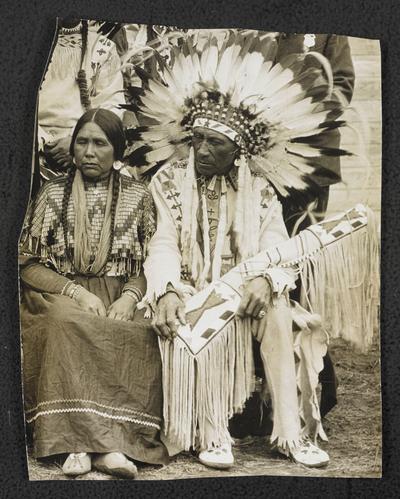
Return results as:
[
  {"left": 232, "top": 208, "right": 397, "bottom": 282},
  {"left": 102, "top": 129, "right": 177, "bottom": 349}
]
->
[{"left": 19, "top": 19, "right": 381, "bottom": 480}]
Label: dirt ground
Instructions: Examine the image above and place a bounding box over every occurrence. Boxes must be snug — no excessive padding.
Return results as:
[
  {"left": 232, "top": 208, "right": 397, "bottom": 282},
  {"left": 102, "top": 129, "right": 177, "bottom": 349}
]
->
[{"left": 27, "top": 337, "right": 381, "bottom": 481}]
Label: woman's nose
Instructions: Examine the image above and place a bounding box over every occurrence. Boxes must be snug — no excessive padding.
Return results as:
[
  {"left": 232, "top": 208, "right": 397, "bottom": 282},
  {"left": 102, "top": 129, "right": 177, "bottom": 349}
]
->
[{"left": 85, "top": 142, "right": 95, "bottom": 156}]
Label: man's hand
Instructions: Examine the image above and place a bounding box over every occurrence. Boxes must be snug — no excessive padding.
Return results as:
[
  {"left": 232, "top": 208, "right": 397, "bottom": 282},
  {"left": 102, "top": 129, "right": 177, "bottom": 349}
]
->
[
  {"left": 74, "top": 287, "right": 107, "bottom": 317},
  {"left": 152, "top": 291, "right": 186, "bottom": 340},
  {"left": 107, "top": 294, "right": 137, "bottom": 322},
  {"left": 236, "top": 276, "right": 272, "bottom": 320},
  {"left": 44, "top": 136, "right": 73, "bottom": 169}
]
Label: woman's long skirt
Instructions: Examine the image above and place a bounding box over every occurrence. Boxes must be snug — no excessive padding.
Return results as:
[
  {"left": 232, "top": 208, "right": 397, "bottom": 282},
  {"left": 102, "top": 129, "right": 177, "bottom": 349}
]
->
[{"left": 21, "top": 275, "right": 169, "bottom": 465}]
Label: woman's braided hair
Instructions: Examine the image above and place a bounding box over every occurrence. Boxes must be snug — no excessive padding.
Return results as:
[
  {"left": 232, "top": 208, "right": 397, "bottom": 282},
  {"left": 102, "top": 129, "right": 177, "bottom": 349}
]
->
[
  {"left": 107, "top": 168, "right": 120, "bottom": 264},
  {"left": 61, "top": 167, "right": 76, "bottom": 268}
]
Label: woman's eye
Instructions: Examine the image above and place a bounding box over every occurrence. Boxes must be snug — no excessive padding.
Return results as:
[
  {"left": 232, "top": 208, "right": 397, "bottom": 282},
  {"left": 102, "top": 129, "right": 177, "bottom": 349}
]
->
[{"left": 95, "top": 140, "right": 107, "bottom": 146}]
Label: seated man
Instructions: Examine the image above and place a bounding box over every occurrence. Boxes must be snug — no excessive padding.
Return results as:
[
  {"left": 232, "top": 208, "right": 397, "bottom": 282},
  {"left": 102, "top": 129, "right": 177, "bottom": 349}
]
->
[
  {"left": 145, "top": 127, "right": 330, "bottom": 469},
  {"left": 133, "top": 33, "right": 351, "bottom": 469}
]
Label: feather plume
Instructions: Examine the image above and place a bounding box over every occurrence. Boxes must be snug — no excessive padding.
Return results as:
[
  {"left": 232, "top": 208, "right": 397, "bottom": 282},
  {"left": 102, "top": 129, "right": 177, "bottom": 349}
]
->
[{"left": 127, "top": 32, "right": 354, "bottom": 195}]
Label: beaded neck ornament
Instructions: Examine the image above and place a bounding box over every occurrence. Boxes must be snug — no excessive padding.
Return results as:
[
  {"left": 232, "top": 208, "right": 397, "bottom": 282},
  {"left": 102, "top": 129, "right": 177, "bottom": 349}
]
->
[{"left": 59, "top": 22, "right": 82, "bottom": 35}]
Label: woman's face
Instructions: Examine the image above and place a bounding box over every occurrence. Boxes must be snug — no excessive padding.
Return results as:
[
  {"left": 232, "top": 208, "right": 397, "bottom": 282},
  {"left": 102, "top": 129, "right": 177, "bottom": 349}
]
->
[{"left": 73, "top": 122, "right": 115, "bottom": 180}]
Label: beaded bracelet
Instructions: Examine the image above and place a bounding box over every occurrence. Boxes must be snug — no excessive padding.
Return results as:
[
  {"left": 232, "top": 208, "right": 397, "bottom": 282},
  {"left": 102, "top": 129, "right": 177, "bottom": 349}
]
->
[
  {"left": 122, "top": 286, "right": 143, "bottom": 302},
  {"left": 70, "top": 284, "right": 84, "bottom": 301},
  {"left": 61, "top": 280, "right": 74, "bottom": 297},
  {"left": 69, "top": 284, "right": 78, "bottom": 300},
  {"left": 122, "top": 288, "right": 143, "bottom": 302},
  {"left": 61, "top": 283, "right": 82, "bottom": 300},
  {"left": 122, "top": 289, "right": 140, "bottom": 303}
]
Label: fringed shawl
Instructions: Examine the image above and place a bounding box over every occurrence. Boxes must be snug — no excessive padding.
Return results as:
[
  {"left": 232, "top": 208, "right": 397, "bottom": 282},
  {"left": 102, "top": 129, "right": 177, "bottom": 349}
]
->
[{"left": 20, "top": 175, "right": 156, "bottom": 277}]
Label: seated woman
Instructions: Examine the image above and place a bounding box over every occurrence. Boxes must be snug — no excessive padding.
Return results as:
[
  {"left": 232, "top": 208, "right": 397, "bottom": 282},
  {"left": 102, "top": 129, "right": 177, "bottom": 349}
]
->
[{"left": 19, "top": 108, "right": 168, "bottom": 478}]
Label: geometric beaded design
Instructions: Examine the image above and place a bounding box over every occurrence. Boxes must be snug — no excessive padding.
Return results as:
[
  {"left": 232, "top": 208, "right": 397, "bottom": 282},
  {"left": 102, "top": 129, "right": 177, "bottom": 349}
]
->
[
  {"left": 58, "top": 32, "right": 83, "bottom": 49},
  {"left": 84, "top": 177, "right": 108, "bottom": 252},
  {"left": 23, "top": 174, "right": 156, "bottom": 275}
]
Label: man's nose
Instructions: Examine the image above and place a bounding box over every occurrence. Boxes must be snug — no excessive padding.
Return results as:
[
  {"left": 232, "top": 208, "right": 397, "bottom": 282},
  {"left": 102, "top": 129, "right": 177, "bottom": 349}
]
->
[{"left": 197, "top": 140, "right": 210, "bottom": 158}]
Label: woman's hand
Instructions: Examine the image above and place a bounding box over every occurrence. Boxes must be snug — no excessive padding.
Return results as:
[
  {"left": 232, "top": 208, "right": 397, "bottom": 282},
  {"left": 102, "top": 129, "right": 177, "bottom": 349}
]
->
[
  {"left": 107, "top": 294, "right": 137, "bottom": 322},
  {"left": 236, "top": 276, "right": 272, "bottom": 320},
  {"left": 152, "top": 291, "right": 186, "bottom": 340},
  {"left": 74, "top": 287, "right": 107, "bottom": 317}
]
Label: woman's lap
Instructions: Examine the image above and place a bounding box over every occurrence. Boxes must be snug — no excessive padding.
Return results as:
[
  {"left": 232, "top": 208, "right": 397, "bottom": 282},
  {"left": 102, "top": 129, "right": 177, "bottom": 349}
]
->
[{"left": 21, "top": 285, "right": 168, "bottom": 464}]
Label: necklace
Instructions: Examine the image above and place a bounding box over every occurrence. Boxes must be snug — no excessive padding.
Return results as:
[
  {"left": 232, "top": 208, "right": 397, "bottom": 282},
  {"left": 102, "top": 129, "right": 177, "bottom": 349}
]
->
[
  {"left": 198, "top": 175, "right": 219, "bottom": 200},
  {"left": 60, "top": 23, "right": 82, "bottom": 35}
]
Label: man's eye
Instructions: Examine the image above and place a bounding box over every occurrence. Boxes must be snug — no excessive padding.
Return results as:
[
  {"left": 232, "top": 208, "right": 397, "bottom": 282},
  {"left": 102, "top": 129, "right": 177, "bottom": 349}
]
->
[{"left": 76, "top": 139, "right": 87, "bottom": 145}]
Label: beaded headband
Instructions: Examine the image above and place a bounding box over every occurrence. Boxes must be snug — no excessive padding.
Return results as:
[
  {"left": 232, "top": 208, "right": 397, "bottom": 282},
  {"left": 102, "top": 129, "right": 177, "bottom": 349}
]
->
[
  {"left": 193, "top": 118, "right": 243, "bottom": 147},
  {"left": 183, "top": 91, "right": 272, "bottom": 156}
]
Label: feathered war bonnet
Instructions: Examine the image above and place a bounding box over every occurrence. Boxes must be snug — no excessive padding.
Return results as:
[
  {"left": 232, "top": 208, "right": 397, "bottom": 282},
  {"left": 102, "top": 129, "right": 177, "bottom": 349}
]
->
[{"left": 125, "top": 32, "right": 352, "bottom": 286}]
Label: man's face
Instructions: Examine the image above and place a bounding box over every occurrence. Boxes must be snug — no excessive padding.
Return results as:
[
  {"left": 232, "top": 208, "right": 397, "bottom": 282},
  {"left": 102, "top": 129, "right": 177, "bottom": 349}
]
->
[{"left": 192, "top": 127, "right": 238, "bottom": 177}]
